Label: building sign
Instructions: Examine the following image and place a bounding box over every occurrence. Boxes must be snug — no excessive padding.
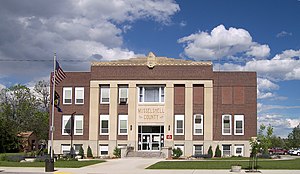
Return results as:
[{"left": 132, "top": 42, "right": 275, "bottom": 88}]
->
[
  {"left": 166, "top": 135, "right": 172, "bottom": 139},
  {"left": 137, "top": 106, "right": 164, "bottom": 123}
]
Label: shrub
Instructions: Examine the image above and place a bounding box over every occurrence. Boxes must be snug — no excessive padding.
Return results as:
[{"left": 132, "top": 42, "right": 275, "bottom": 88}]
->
[
  {"left": 172, "top": 147, "right": 183, "bottom": 159},
  {"left": 87, "top": 146, "right": 93, "bottom": 158},
  {"left": 214, "top": 145, "right": 221, "bottom": 157},
  {"left": 113, "top": 147, "right": 121, "bottom": 158},
  {"left": 78, "top": 145, "right": 84, "bottom": 159},
  {"left": 208, "top": 145, "right": 213, "bottom": 158}
]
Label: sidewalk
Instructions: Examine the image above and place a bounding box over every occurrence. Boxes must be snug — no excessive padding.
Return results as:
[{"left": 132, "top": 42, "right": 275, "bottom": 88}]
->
[{"left": 1, "top": 158, "right": 300, "bottom": 174}]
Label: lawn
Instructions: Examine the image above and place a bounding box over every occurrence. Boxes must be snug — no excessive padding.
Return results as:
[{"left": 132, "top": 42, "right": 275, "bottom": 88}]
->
[
  {"left": 0, "top": 153, "right": 105, "bottom": 168},
  {"left": 147, "top": 158, "right": 300, "bottom": 170}
]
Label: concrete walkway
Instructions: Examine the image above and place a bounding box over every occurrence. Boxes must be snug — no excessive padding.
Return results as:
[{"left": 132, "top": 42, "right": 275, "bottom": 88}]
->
[{"left": 1, "top": 158, "right": 300, "bottom": 174}]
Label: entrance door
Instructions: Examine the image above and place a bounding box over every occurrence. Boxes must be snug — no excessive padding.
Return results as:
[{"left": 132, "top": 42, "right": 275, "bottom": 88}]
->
[{"left": 138, "top": 126, "right": 164, "bottom": 151}]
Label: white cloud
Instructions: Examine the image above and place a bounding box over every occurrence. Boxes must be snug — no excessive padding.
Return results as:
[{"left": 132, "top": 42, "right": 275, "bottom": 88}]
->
[
  {"left": 0, "top": 83, "right": 5, "bottom": 90},
  {"left": 258, "top": 103, "right": 300, "bottom": 113},
  {"left": 0, "top": 0, "right": 180, "bottom": 84},
  {"left": 258, "top": 114, "right": 300, "bottom": 137},
  {"left": 178, "top": 24, "right": 270, "bottom": 60},
  {"left": 276, "top": 31, "right": 292, "bottom": 38}
]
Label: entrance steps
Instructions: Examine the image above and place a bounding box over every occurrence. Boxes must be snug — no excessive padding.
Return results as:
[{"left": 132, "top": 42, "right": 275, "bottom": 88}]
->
[{"left": 126, "top": 151, "right": 164, "bottom": 158}]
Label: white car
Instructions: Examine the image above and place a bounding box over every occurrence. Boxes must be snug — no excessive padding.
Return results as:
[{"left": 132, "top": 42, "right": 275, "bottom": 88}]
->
[{"left": 289, "top": 149, "right": 300, "bottom": 156}]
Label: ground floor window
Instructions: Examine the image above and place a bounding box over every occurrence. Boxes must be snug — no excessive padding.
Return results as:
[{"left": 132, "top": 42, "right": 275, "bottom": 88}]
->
[
  {"left": 61, "top": 144, "right": 70, "bottom": 156},
  {"left": 222, "top": 144, "right": 231, "bottom": 157},
  {"left": 74, "top": 144, "right": 83, "bottom": 155},
  {"left": 234, "top": 145, "right": 244, "bottom": 156},
  {"left": 99, "top": 144, "right": 109, "bottom": 156},
  {"left": 193, "top": 145, "right": 203, "bottom": 156}
]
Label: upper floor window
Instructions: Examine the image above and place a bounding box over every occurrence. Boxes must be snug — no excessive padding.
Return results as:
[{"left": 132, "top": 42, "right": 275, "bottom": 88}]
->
[
  {"left": 75, "top": 87, "right": 84, "bottom": 104},
  {"left": 139, "top": 86, "right": 165, "bottom": 103},
  {"left": 62, "top": 115, "right": 83, "bottom": 135},
  {"left": 63, "top": 87, "right": 72, "bottom": 104},
  {"left": 118, "top": 115, "right": 128, "bottom": 135},
  {"left": 194, "top": 114, "right": 203, "bottom": 135},
  {"left": 100, "top": 115, "right": 109, "bottom": 135},
  {"left": 175, "top": 114, "right": 184, "bottom": 135},
  {"left": 234, "top": 115, "right": 244, "bottom": 135},
  {"left": 119, "top": 85, "right": 128, "bottom": 104},
  {"left": 222, "top": 114, "right": 232, "bottom": 135},
  {"left": 100, "top": 85, "right": 110, "bottom": 104}
]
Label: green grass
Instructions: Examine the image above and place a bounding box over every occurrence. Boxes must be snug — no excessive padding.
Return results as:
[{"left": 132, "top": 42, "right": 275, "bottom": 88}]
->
[
  {"left": 0, "top": 160, "right": 105, "bottom": 168},
  {"left": 147, "top": 158, "right": 300, "bottom": 170}
]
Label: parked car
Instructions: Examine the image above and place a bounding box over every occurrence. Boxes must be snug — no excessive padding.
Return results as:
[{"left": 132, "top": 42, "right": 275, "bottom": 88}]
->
[
  {"left": 288, "top": 148, "right": 300, "bottom": 156},
  {"left": 268, "top": 147, "right": 288, "bottom": 155}
]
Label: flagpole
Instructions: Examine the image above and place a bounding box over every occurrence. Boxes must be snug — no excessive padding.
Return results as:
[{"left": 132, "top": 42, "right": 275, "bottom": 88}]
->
[{"left": 50, "top": 53, "right": 56, "bottom": 160}]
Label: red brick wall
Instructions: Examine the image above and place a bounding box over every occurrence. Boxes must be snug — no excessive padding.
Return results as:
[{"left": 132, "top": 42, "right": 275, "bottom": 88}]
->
[{"left": 50, "top": 72, "right": 90, "bottom": 140}]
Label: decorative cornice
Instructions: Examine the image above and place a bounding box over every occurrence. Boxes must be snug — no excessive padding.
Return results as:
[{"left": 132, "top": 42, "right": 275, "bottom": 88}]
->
[{"left": 91, "top": 52, "right": 212, "bottom": 67}]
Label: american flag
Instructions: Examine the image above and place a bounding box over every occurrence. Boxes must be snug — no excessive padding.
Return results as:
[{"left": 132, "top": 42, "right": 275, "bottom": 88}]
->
[{"left": 52, "top": 60, "right": 66, "bottom": 85}]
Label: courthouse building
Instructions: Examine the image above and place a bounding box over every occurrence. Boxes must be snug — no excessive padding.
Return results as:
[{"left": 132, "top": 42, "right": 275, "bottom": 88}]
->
[{"left": 50, "top": 52, "right": 257, "bottom": 157}]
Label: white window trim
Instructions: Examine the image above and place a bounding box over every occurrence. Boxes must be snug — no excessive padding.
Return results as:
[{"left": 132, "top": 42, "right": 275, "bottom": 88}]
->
[
  {"left": 99, "top": 144, "right": 109, "bottom": 156},
  {"left": 193, "top": 145, "right": 203, "bottom": 155},
  {"left": 234, "top": 115, "right": 244, "bottom": 135},
  {"left": 234, "top": 145, "right": 244, "bottom": 156},
  {"left": 74, "top": 115, "right": 83, "bottom": 135},
  {"left": 62, "top": 115, "right": 71, "bottom": 135},
  {"left": 63, "top": 87, "right": 72, "bottom": 104},
  {"left": 100, "top": 86, "right": 110, "bottom": 104},
  {"left": 175, "top": 114, "right": 184, "bottom": 135},
  {"left": 222, "top": 114, "right": 232, "bottom": 135},
  {"left": 118, "top": 115, "right": 128, "bottom": 135},
  {"left": 62, "top": 115, "right": 84, "bottom": 135},
  {"left": 222, "top": 144, "right": 232, "bottom": 157},
  {"left": 194, "top": 114, "right": 203, "bottom": 135},
  {"left": 100, "top": 115, "right": 109, "bottom": 135},
  {"left": 119, "top": 86, "right": 128, "bottom": 104},
  {"left": 75, "top": 87, "right": 84, "bottom": 104},
  {"left": 61, "top": 144, "right": 71, "bottom": 155},
  {"left": 138, "top": 86, "right": 165, "bottom": 103}
]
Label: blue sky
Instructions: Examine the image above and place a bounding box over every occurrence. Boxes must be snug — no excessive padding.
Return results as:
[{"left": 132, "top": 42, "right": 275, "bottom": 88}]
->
[{"left": 0, "top": 0, "right": 299, "bottom": 137}]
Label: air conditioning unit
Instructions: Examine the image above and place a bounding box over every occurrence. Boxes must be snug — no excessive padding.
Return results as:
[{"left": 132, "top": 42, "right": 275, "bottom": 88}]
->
[{"left": 119, "top": 98, "right": 128, "bottom": 104}]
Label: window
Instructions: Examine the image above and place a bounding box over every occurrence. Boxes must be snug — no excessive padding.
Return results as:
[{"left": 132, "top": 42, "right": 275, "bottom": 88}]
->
[
  {"left": 63, "top": 87, "right": 72, "bottom": 104},
  {"left": 99, "top": 144, "right": 109, "bottom": 156},
  {"left": 234, "top": 115, "right": 244, "bottom": 135},
  {"left": 62, "top": 115, "right": 83, "bottom": 135},
  {"left": 194, "top": 114, "right": 203, "bottom": 135},
  {"left": 119, "top": 86, "right": 128, "bottom": 104},
  {"left": 193, "top": 145, "right": 203, "bottom": 156},
  {"left": 139, "top": 86, "right": 165, "bottom": 103},
  {"left": 175, "top": 115, "right": 184, "bottom": 135},
  {"left": 75, "top": 87, "right": 84, "bottom": 104},
  {"left": 174, "top": 144, "right": 184, "bottom": 156},
  {"left": 74, "top": 144, "right": 83, "bottom": 154},
  {"left": 222, "top": 115, "right": 232, "bottom": 135},
  {"left": 100, "top": 85, "right": 110, "bottom": 104},
  {"left": 62, "top": 115, "right": 71, "bottom": 135},
  {"left": 61, "top": 144, "right": 71, "bottom": 156},
  {"left": 234, "top": 145, "right": 244, "bottom": 156},
  {"left": 100, "top": 115, "right": 109, "bottom": 135},
  {"left": 118, "top": 115, "right": 128, "bottom": 135},
  {"left": 74, "top": 115, "right": 83, "bottom": 135},
  {"left": 222, "top": 145, "right": 231, "bottom": 157}
]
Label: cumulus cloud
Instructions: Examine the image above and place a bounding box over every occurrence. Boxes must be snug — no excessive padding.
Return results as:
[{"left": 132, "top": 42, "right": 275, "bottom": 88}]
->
[
  {"left": 217, "top": 49, "right": 300, "bottom": 81},
  {"left": 0, "top": 0, "right": 180, "bottom": 84},
  {"left": 178, "top": 24, "right": 270, "bottom": 60},
  {"left": 258, "top": 114, "right": 300, "bottom": 137}
]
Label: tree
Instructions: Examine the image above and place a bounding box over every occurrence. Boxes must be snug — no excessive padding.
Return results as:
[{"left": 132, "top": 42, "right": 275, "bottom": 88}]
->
[
  {"left": 87, "top": 146, "right": 93, "bottom": 158},
  {"left": 257, "top": 124, "right": 273, "bottom": 154},
  {"left": 172, "top": 147, "right": 183, "bottom": 159},
  {"left": 113, "top": 147, "right": 121, "bottom": 158},
  {"left": 34, "top": 80, "right": 50, "bottom": 112},
  {"left": 208, "top": 145, "right": 213, "bottom": 158},
  {"left": 214, "top": 145, "right": 221, "bottom": 157},
  {"left": 287, "top": 124, "right": 300, "bottom": 148},
  {"left": 78, "top": 145, "right": 84, "bottom": 159}
]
